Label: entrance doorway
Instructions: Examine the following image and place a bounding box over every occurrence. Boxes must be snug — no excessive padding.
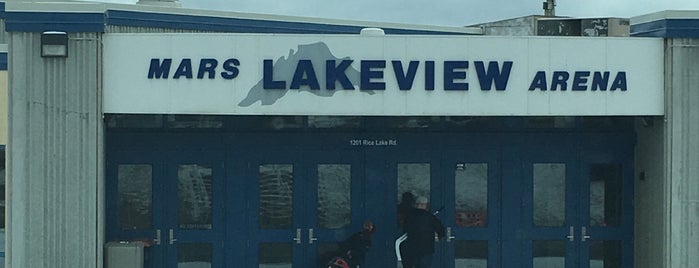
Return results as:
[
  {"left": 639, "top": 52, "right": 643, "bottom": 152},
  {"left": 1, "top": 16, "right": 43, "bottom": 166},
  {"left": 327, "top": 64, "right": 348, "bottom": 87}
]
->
[{"left": 105, "top": 117, "right": 634, "bottom": 268}]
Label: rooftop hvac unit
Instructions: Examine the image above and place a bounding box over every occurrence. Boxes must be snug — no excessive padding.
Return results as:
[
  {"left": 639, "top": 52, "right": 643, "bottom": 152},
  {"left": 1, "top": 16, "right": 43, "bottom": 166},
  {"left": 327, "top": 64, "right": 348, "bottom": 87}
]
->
[{"left": 105, "top": 241, "right": 145, "bottom": 268}]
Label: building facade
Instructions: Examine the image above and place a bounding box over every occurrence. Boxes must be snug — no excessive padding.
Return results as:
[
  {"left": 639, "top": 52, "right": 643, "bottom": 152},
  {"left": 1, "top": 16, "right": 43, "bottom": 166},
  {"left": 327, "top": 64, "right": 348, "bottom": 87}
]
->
[{"left": 2, "top": 1, "right": 698, "bottom": 267}]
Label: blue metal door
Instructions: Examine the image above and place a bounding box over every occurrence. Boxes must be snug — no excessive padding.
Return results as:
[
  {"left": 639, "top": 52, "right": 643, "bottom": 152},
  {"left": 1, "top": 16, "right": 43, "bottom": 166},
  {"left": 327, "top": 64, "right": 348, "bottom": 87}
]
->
[
  {"left": 163, "top": 151, "right": 225, "bottom": 268},
  {"left": 438, "top": 144, "right": 503, "bottom": 268},
  {"left": 575, "top": 135, "right": 634, "bottom": 268},
  {"left": 106, "top": 150, "right": 167, "bottom": 268},
  {"left": 506, "top": 135, "right": 580, "bottom": 268},
  {"left": 245, "top": 148, "right": 365, "bottom": 268},
  {"left": 364, "top": 147, "right": 445, "bottom": 268}
]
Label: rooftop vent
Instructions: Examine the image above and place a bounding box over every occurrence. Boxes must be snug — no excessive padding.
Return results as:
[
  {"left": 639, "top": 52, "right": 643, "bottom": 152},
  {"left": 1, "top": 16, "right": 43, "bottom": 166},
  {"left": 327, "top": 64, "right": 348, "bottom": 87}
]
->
[
  {"left": 360, "top": 28, "right": 385, "bottom": 36},
  {"left": 137, "top": 0, "right": 182, "bottom": 8}
]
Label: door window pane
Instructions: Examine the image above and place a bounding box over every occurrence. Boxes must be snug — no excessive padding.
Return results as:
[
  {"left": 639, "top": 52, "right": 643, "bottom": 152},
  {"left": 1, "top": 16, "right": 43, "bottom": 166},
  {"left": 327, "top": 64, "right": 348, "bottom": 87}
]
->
[
  {"left": 178, "top": 243, "right": 212, "bottom": 268},
  {"left": 455, "top": 163, "right": 488, "bottom": 227},
  {"left": 178, "top": 164, "right": 213, "bottom": 230},
  {"left": 118, "top": 164, "right": 152, "bottom": 230},
  {"left": 455, "top": 240, "right": 487, "bottom": 268},
  {"left": 590, "top": 164, "right": 622, "bottom": 227},
  {"left": 318, "top": 164, "right": 351, "bottom": 229},
  {"left": 533, "top": 164, "right": 566, "bottom": 227},
  {"left": 397, "top": 163, "right": 430, "bottom": 237},
  {"left": 533, "top": 240, "right": 565, "bottom": 268},
  {"left": 590, "top": 240, "right": 621, "bottom": 268},
  {"left": 397, "top": 163, "right": 431, "bottom": 205},
  {"left": 259, "top": 164, "right": 293, "bottom": 229},
  {"left": 259, "top": 243, "right": 292, "bottom": 268}
]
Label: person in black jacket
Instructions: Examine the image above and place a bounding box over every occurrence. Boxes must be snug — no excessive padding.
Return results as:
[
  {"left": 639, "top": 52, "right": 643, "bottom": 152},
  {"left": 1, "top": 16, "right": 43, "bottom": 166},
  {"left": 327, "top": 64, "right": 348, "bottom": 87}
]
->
[
  {"left": 402, "top": 196, "right": 445, "bottom": 268},
  {"left": 338, "top": 221, "right": 375, "bottom": 267}
]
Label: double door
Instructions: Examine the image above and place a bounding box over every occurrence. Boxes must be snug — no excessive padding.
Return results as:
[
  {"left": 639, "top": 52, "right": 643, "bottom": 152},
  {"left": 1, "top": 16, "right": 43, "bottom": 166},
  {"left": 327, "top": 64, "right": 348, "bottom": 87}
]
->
[
  {"left": 106, "top": 150, "right": 225, "bottom": 268},
  {"left": 501, "top": 135, "right": 633, "bottom": 268},
  {"left": 246, "top": 149, "right": 365, "bottom": 268}
]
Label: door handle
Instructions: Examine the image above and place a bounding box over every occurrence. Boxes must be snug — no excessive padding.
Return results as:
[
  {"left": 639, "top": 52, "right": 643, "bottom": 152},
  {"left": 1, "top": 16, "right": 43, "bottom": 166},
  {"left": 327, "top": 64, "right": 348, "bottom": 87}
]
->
[
  {"left": 293, "top": 228, "right": 302, "bottom": 244},
  {"left": 446, "top": 227, "right": 456, "bottom": 242},
  {"left": 169, "top": 229, "right": 177, "bottom": 245},
  {"left": 308, "top": 228, "right": 318, "bottom": 244},
  {"left": 566, "top": 226, "right": 574, "bottom": 241},
  {"left": 154, "top": 229, "right": 161, "bottom": 245},
  {"left": 581, "top": 226, "right": 591, "bottom": 242}
]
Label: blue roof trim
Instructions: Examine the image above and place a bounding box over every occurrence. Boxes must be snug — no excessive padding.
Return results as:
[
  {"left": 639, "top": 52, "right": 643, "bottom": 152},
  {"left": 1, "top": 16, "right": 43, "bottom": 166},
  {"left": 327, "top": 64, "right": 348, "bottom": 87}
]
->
[
  {"left": 632, "top": 19, "right": 699, "bottom": 38},
  {"left": 3, "top": 8, "right": 468, "bottom": 35},
  {"left": 0, "top": 2, "right": 6, "bottom": 19},
  {"left": 6, "top": 12, "right": 105, "bottom": 32},
  {"left": 106, "top": 10, "right": 466, "bottom": 35},
  {"left": 0, "top": 52, "right": 7, "bottom": 70}
]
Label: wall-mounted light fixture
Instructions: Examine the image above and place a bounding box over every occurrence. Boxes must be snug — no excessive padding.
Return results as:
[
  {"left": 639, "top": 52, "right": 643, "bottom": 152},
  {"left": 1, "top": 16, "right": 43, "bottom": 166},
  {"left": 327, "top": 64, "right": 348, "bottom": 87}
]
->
[{"left": 41, "top": 31, "right": 68, "bottom": 57}]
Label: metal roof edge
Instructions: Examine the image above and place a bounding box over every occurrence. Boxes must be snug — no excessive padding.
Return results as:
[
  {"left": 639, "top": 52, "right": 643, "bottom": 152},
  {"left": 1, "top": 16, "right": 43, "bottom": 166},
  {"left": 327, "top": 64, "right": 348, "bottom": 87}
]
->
[
  {"left": 631, "top": 10, "right": 699, "bottom": 25},
  {"left": 5, "top": 0, "right": 482, "bottom": 35}
]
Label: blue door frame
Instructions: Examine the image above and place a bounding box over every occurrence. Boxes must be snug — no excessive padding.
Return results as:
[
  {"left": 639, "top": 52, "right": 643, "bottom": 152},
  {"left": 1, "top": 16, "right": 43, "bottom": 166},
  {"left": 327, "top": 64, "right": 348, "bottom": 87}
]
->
[
  {"left": 242, "top": 148, "right": 366, "bottom": 267},
  {"left": 106, "top": 131, "right": 634, "bottom": 268},
  {"left": 106, "top": 148, "right": 226, "bottom": 268},
  {"left": 503, "top": 135, "right": 580, "bottom": 268},
  {"left": 440, "top": 144, "right": 503, "bottom": 268}
]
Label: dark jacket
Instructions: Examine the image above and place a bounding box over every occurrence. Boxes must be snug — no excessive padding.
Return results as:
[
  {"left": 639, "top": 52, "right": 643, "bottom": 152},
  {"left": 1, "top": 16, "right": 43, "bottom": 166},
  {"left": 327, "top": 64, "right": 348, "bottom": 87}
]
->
[
  {"left": 403, "top": 207, "right": 446, "bottom": 256},
  {"left": 339, "top": 230, "right": 372, "bottom": 266}
]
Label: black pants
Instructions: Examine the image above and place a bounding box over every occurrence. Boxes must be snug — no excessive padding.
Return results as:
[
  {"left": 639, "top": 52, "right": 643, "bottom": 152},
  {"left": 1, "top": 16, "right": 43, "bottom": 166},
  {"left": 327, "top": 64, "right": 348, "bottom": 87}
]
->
[{"left": 402, "top": 254, "right": 432, "bottom": 268}]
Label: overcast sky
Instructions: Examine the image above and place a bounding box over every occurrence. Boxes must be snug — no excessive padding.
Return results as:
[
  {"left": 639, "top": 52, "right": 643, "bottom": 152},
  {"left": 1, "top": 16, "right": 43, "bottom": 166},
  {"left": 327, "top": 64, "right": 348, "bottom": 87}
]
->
[{"left": 98, "top": 0, "right": 699, "bottom": 26}]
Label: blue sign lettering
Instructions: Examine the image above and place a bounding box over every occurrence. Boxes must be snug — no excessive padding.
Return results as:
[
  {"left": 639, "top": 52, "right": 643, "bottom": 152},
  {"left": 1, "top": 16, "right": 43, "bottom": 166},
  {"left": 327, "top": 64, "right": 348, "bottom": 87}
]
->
[
  {"left": 529, "top": 71, "right": 627, "bottom": 91},
  {"left": 263, "top": 59, "right": 285, "bottom": 89},
  {"left": 148, "top": 58, "right": 172, "bottom": 79},
  {"left": 444, "top": 61, "right": 469, "bottom": 90},
  {"left": 290, "top": 60, "right": 320, "bottom": 90},
  {"left": 392, "top": 61, "right": 419, "bottom": 90},
  {"left": 361, "top": 60, "right": 386, "bottom": 90},
  {"left": 147, "top": 57, "right": 629, "bottom": 94},
  {"left": 148, "top": 58, "right": 239, "bottom": 80},
  {"left": 475, "top": 61, "right": 513, "bottom": 91},
  {"left": 326, "top": 60, "right": 354, "bottom": 90}
]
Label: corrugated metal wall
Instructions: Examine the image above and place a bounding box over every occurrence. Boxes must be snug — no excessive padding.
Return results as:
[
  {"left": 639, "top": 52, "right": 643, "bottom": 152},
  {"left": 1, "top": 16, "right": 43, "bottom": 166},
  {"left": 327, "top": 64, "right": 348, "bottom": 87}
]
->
[
  {"left": 6, "top": 32, "right": 103, "bottom": 268},
  {"left": 666, "top": 38, "right": 699, "bottom": 267}
]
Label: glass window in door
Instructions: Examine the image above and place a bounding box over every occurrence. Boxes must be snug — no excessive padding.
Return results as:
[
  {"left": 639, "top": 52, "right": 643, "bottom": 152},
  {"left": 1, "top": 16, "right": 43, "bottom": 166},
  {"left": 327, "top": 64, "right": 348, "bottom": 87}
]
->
[
  {"left": 178, "top": 164, "right": 213, "bottom": 230},
  {"left": 455, "top": 163, "right": 488, "bottom": 227},
  {"left": 259, "top": 164, "right": 293, "bottom": 229},
  {"left": 589, "top": 164, "right": 622, "bottom": 227},
  {"left": 533, "top": 163, "right": 566, "bottom": 227},
  {"left": 258, "top": 164, "right": 294, "bottom": 268},
  {"left": 397, "top": 163, "right": 431, "bottom": 207},
  {"left": 317, "top": 164, "right": 351, "bottom": 229},
  {"left": 118, "top": 164, "right": 153, "bottom": 230}
]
